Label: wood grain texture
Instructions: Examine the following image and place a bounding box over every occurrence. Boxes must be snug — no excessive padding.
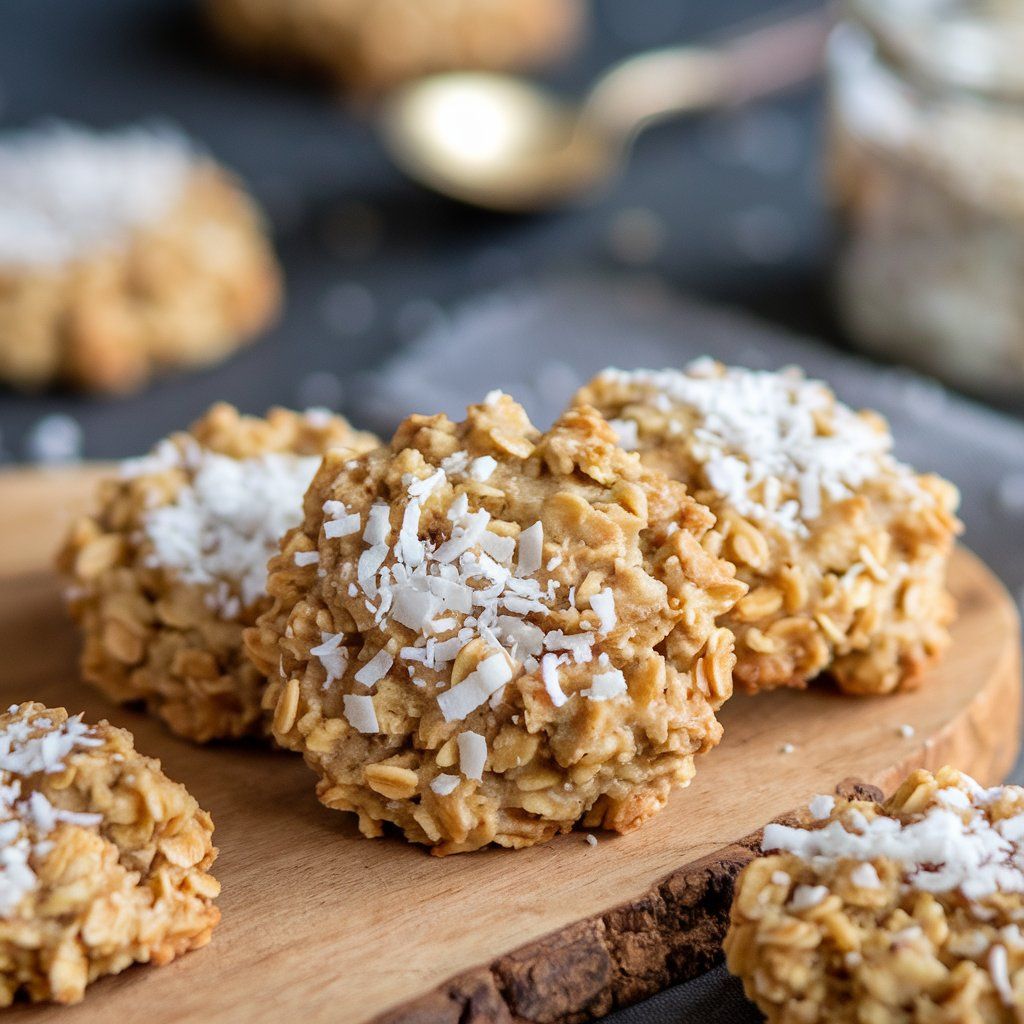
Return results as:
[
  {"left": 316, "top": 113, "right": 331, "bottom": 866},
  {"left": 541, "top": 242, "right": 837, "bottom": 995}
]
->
[{"left": 0, "top": 466, "right": 1018, "bottom": 1024}]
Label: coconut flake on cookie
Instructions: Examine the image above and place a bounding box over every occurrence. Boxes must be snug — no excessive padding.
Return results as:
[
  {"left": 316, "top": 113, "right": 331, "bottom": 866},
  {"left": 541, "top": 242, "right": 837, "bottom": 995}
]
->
[
  {"left": 0, "top": 123, "right": 196, "bottom": 268},
  {"left": 141, "top": 447, "right": 322, "bottom": 616},
  {"left": 595, "top": 361, "right": 924, "bottom": 537},
  {"left": 763, "top": 773, "right": 1024, "bottom": 902},
  {"left": 0, "top": 708, "right": 105, "bottom": 915}
]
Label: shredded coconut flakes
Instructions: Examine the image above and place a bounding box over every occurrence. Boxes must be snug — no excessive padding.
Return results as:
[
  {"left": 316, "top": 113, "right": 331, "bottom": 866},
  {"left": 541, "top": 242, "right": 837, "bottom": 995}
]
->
[
  {"left": 0, "top": 710, "right": 104, "bottom": 916},
  {"left": 765, "top": 776, "right": 1024, "bottom": 903},
  {"left": 141, "top": 445, "right": 321, "bottom": 617},
  {"left": 430, "top": 774, "right": 460, "bottom": 796},
  {"left": 457, "top": 731, "right": 487, "bottom": 781},
  {"left": 809, "top": 795, "right": 836, "bottom": 820},
  {"left": 326, "top": 442, "right": 638, "bottom": 742},
  {"left": 788, "top": 884, "right": 829, "bottom": 912},
  {"left": 0, "top": 123, "right": 195, "bottom": 268},
  {"left": 342, "top": 694, "right": 378, "bottom": 734},
  {"left": 599, "top": 362, "right": 923, "bottom": 537}
]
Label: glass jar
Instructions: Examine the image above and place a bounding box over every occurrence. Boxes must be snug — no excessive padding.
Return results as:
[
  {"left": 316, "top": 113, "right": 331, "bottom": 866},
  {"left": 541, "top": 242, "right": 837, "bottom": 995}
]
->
[{"left": 828, "top": 0, "right": 1024, "bottom": 399}]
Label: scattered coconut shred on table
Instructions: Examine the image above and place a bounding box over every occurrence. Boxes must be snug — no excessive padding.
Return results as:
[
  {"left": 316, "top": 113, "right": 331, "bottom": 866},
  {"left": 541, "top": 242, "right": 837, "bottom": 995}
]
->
[{"left": 329, "top": 447, "right": 626, "bottom": 789}]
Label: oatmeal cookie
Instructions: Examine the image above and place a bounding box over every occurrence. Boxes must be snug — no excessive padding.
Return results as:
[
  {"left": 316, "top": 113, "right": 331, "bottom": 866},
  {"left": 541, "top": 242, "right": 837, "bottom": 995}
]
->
[
  {"left": 574, "top": 361, "right": 962, "bottom": 695},
  {"left": 725, "top": 767, "right": 1024, "bottom": 1024},
  {"left": 206, "top": 0, "right": 583, "bottom": 92},
  {"left": 247, "top": 393, "right": 745, "bottom": 854},
  {"left": 57, "top": 403, "right": 379, "bottom": 743},
  {"left": 0, "top": 123, "right": 280, "bottom": 393},
  {"left": 0, "top": 703, "right": 219, "bottom": 1006}
]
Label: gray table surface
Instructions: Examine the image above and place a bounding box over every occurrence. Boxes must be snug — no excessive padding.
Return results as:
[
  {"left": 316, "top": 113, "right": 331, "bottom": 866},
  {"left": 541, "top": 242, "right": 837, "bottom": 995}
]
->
[{"left": 2, "top": 2, "right": 1023, "bottom": 1021}]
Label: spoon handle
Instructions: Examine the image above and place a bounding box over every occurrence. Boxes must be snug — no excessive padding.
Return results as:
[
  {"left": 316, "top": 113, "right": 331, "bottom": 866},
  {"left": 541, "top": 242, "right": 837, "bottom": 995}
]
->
[{"left": 582, "top": 8, "right": 832, "bottom": 140}]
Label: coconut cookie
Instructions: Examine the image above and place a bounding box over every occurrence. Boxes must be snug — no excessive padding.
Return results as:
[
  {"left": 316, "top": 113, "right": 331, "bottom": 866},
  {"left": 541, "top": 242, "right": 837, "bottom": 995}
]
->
[
  {"left": 57, "top": 403, "right": 379, "bottom": 743},
  {"left": 0, "top": 703, "right": 219, "bottom": 1006},
  {"left": 0, "top": 123, "right": 280, "bottom": 394},
  {"left": 247, "top": 393, "right": 745, "bottom": 855},
  {"left": 206, "top": 0, "right": 583, "bottom": 92},
  {"left": 574, "top": 362, "right": 961, "bottom": 696},
  {"left": 725, "top": 767, "right": 1024, "bottom": 1024}
]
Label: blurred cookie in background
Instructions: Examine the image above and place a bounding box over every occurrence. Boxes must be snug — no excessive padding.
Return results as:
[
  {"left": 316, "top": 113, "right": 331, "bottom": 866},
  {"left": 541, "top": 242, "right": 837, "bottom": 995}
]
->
[
  {"left": 205, "top": 0, "right": 585, "bottom": 92},
  {"left": 0, "top": 123, "right": 281, "bottom": 395}
]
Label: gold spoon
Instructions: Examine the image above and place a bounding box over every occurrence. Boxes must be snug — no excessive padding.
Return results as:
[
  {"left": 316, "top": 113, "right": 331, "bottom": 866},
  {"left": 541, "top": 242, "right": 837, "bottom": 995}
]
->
[{"left": 379, "top": 9, "right": 832, "bottom": 213}]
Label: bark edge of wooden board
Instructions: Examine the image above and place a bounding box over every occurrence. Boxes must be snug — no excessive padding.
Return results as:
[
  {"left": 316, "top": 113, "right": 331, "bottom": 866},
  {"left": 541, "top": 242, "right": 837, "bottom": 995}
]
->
[
  {"left": 372, "top": 634, "right": 1021, "bottom": 1023},
  {"left": 0, "top": 468, "right": 1019, "bottom": 1024},
  {"left": 378, "top": 780, "right": 887, "bottom": 1024}
]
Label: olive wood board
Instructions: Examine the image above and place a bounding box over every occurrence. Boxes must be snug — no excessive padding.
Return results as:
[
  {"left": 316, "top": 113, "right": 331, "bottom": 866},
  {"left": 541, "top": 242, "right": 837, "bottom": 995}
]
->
[{"left": 0, "top": 466, "right": 1019, "bottom": 1024}]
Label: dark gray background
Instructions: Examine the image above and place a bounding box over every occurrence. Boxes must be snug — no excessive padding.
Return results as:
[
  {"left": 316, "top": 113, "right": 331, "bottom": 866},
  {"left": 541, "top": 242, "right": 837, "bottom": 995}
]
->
[
  {"left": 2, "top": 2, "right": 1022, "bottom": 1021},
  {"left": 0, "top": 0, "right": 840, "bottom": 462}
]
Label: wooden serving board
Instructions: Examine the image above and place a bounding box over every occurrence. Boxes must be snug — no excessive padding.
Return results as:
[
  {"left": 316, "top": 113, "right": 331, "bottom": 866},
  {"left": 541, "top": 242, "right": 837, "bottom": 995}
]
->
[{"left": 0, "top": 467, "right": 1020, "bottom": 1024}]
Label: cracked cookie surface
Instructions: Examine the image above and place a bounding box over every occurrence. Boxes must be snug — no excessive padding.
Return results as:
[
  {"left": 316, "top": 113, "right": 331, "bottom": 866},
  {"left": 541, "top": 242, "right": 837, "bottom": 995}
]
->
[
  {"left": 726, "top": 767, "right": 1024, "bottom": 1024},
  {"left": 0, "top": 702, "right": 219, "bottom": 1006},
  {"left": 248, "top": 393, "right": 745, "bottom": 854},
  {"left": 575, "top": 361, "right": 961, "bottom": 695},
  {"left": 58, "top": 403, "right": 379, "bottom": 742}
]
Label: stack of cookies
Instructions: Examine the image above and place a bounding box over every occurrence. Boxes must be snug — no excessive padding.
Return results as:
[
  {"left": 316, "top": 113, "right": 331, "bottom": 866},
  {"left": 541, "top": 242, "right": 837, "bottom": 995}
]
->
[
  {"left": 59, "top": 360, "right": 961, "bottom": 862},
  {"left": 29, "top": 357, "right": 984, "bottom": 1011}
]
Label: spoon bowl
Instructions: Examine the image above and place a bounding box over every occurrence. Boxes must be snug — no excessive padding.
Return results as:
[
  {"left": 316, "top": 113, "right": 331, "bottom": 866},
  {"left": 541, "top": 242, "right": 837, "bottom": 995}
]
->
[
  {"left": 381, "top": 73, "right": 615, "bottom": 212},
  {"left": 378, "top": 9, "right": 831, "bottom": 213}
]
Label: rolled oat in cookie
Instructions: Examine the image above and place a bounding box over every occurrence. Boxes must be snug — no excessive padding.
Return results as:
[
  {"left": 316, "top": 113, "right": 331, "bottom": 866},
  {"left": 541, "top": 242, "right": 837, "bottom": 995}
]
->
[
  {"left": 247, "top": 393, "right": 745, "bottom": 855},
  {"left": 726, "top": 766, "right": 1024, "bottom": 1024},
  {"left": 574, "top": 361, "right": 962, "bottom": 695},
  {"left": 57, "top": 403, "right": 379, "bottom": 743},
  {"left": 0, "top": 122, "right": 280, "bottom": 393},
  {"left": 205, "top": 0, "right": 583, "bottom": 92},
  {"left": 0, "top": 702, "right": 219, "bottom": 1006}
]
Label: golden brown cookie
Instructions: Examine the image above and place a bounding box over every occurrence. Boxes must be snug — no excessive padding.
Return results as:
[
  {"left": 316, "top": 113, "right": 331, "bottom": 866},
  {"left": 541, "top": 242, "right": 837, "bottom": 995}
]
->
[
  {"left": 574, "top": 361, "right": 962, "bottom": 695},
  {"left": 247, "top": 393, "right": 745, "bottom": 854},
  {"left": 0, "top": 124, "right": 280, "bottom": 393},
  {"left": 57, "top": 403, "right": 379, "bottom": 742},
  {"left": 0, "top": 702, "right": 219, "bottom": 1006},
  {"left": 725, "top": 767, "right": 1024, "bottom": 1024},
  {"left": 206, "top": 0, "right": 584, "bottom": 91}
]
